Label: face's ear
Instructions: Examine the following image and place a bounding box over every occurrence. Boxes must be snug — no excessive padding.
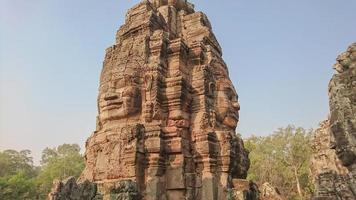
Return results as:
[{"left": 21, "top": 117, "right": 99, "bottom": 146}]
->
[
  {"left": 144, "top": 74, "right": 154, "bottom": 90},
  {"left": 208, "top": 82, "right": 215, "bottom": 97},
  {"left": 329, "top": 137, "right": 336, "bottom": 150}
]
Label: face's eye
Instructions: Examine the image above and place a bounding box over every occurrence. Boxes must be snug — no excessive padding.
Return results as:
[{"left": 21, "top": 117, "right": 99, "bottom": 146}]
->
[
  {"left": 225, "top": 88, "right": 235, "bottom": 101},
  {"left": 122, "top": 89, "right": 130, "bottom": 97},
  {"left": 100, "top": 84, "right": 109, "bottom": 93},
  {"left": 122, "top": 87, "right": 136, "bottom": 97}
]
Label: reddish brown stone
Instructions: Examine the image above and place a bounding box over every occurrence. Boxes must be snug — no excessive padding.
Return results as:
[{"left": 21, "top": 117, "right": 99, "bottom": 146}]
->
[{"left": 65, "top": 0, "right": 251, "bottom": 199}]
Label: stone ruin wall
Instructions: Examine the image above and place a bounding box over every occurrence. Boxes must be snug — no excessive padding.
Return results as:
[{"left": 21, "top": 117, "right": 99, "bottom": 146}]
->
[{"left": 49, "top": 1, "right": 251, "bottom": 200}]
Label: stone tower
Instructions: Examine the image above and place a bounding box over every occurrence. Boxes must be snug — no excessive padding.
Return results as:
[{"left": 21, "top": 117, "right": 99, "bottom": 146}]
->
[
  {"left": 311, "top": 43, "right": 356, "bottom": 200},
  {"left": 48, "top": 1, "right": 250, "bottom": 199}
]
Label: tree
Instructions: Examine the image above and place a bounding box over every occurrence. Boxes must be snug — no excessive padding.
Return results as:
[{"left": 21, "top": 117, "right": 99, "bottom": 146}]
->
[
  {"left": 245, "top": 126, "right": 313, "bottom": 200},
  {"left": 0, "top": 172, "right": 38, "bottom": 200},
  {"left": 0, "top": 150, "right": 39, "bottom": 200},
  {"left": 36, "top": 144, "right": 85, "bottom": 199},
  {"left": 0, "top": 144, "right": 85, "bottom": 199},
  {"left": 0, "top": 149, "right": 37, "bottom": 177}
]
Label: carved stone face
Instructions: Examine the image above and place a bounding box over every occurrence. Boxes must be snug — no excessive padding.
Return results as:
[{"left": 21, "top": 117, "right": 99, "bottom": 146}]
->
[
  {"left": 329, "top": 43, "right": 356, "bottom": 169},
  {"left": 330, "top": 123, "right": 356, "bottom": 167},
  {"left": 337, "top": 52, "right": 352, "bottom": 66},
  {"left": 333, "top": 43, "right": 356, "bottom": 72},
  {"left": 349, "top": 45, "right": 356, "bottom": 69},
  {"left": 98, "top": 74, "right": 141, "bottom": 124},
  {"left": 215, "top": 79, "right": 240, "bottom": 129}
]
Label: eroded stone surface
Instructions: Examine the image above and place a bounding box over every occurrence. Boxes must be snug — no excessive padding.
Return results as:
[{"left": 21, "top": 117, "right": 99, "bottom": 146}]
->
[
  {"left": 312, "top": 43, "right": 356, "bottom": 199},
  {"left": 110, "top": 180, "right": 141, "bottom": 200},
  {"left": 311, "top": 120, "right": 348, "bottom": 179},
  {"left": 68, "top": 0, "right": 249, "bottom": 199},
  {"left": 47, "top": 177, "right": 102, "bottom": 200},
  {"left": 329, "top": 42, "right": 356, "bottom": 172},
  {"left": 328, "top": 43, "right": 356, "bottom": 199},
  {"left": 311, "top": 120, "right": 350, "bottom": 199},
  {"left": 229, "top": 179, "right": 260, "bottom": 200},
  {"left": 259, "top": 182, "right": 284, "bottom": 200}
]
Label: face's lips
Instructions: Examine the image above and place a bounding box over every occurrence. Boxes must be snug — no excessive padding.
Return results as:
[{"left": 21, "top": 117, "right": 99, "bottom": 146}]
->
[
  {"left": 227, "top": 110, "right": 239, "bottom": 121},
  {"left": 336, "top": 149, "right": 343, "bottom": 156},
  {"left": 335, "top": 148, "right": 349, "bottom": 160},
  {"left": 102, "top": 101, "right": 123, "bottom": 111},
  {"left": 228, "top": 115, "right": 238, "bottom": 121}
]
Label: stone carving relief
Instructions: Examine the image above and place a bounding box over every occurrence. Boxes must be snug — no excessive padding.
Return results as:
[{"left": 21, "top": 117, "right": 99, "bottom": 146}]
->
[
  {"left": 329, "top": 43, "right": 356, "bottom": 171},
  {"left": 98, "top": 59, "right": 143, "bottom": 125},
  {"left": 215, "top": 79, "right": 240, "bottom": 129},
  {"left": 50, "top": 1, "right": 251, "bottom": 199},
  {"left": 312, "top": 43, "right": 356, "bottom": 200}
]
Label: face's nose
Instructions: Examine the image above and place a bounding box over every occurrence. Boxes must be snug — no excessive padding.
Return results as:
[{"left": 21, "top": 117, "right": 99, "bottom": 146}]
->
[
  {"left": 104, "top": 93, "right": 119, "bottom": 101},
  {"left": 329, "top": 133, "right": 337, "bottom": 149},
  {"left": 330, "top": 141, "right": 336, "bottom": 149},
  {"left": 232, "top": 101, "right": 240, "bottom": 110}
]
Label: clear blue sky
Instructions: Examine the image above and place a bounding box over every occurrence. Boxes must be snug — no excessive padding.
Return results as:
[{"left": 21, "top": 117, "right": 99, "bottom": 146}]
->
[{"left": 1, "top": 0, "right": 355, "bottom": 164}]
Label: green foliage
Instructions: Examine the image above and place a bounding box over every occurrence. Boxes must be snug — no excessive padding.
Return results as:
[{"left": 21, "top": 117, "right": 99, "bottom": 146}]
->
[
  {"left": 245, "top": 126, "right": 314, "bottom": 200},
  {"left": 0, "top": 144, "right": 85, "bottom": 200},
  {"left": 0, "top": 149, "right": 37, "bottom": 177},
  {"left": 0, "top": 172, "right": 38, "bottom": 200},
  {"left": 0, "top": 150, "right": 39, "bottom": 200},
  {"left": 36, "top": 144, "right": 85, "bottom": 199}
]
